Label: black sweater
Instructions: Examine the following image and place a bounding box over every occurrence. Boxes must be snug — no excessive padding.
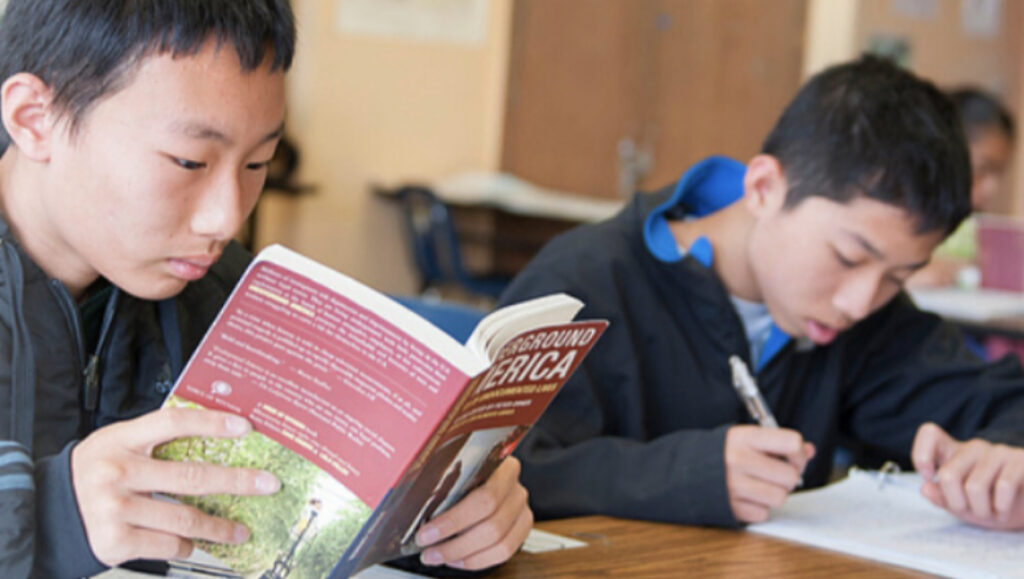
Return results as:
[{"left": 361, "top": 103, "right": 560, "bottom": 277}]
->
[{"left": 498, "top": 184, "right": 1024, "bottom": 528}]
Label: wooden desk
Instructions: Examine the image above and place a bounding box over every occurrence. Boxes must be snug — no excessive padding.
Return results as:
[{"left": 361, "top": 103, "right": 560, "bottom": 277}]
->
[{"left": 491, "top": 516, "right": 929, "bottom": 578}]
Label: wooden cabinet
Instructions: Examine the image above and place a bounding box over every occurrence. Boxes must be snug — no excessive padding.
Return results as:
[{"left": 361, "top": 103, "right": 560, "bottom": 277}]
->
[{"left": 501, "top": 0, "right": 808, "bottom": 199}]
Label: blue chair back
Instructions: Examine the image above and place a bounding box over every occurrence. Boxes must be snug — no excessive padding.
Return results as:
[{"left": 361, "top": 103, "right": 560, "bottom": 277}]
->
[
  {"left": 394, "top": 186, "right": 510, "bottom": 299},
  {"left": 390, "top": 295, "right": 486, "bottom": 345}
]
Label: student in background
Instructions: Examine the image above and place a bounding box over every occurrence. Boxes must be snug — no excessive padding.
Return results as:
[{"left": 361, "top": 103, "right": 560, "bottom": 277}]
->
[
  {"left": 0, "top": 1, "right": 530, "bottom": 577},
  {"left": 908, "top": 87, "right": 1015, "bottom": 288},
  {"left": 498, "top": 56, "right": 1024, "bottom": 530}
]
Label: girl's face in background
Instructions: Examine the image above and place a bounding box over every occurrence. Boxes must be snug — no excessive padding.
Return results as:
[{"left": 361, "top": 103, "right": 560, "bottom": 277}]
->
[{"left": 968, "top": 126, "right": 1013, "bottom": 210}]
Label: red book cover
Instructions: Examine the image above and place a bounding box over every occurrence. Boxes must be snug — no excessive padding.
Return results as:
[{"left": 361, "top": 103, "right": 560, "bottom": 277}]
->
[{"left": 154, "top": 245, "right": 604, "bottom": 579}]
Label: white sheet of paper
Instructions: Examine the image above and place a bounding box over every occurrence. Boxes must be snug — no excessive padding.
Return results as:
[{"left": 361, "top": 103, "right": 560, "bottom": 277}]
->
[
  {"left": 520, "top": 527, "right": 588, "bottom": 553},
  {"left": 750, "top": 469, "right": 1024, "bottom": 579}
]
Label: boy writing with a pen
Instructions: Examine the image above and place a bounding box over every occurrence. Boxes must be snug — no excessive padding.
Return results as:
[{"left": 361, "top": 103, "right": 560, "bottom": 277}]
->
[{"left": 497, "top": 56, "right": 1024, "bottom": 530}]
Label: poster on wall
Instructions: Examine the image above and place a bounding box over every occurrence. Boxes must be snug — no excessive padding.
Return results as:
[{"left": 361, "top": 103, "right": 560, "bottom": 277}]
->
[
  {"left": 891, "top": 0, "right": 940, "bottom": 20},
  {"left": 335, "top": 0, "right": 489, "bottom": 46},
  {"left": 961, "top": 0, "right": 1002, "bottom": 38}
]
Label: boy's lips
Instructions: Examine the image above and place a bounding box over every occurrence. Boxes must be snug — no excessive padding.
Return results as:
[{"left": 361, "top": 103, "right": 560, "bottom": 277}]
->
[
  {"left": 805, "top": 319, "right": 840, "bottom": 345},
  {"left": 168, "top": 254, "right": 219, "bottom": 281}
]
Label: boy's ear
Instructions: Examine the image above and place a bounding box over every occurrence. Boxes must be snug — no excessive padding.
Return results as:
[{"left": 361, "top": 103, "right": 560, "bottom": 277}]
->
[
  {"left": 743, "top": 155, "right": 788, "bottom": 217},
  {"left": 1, "top": 73, "right": 57, "bottom": 162}
]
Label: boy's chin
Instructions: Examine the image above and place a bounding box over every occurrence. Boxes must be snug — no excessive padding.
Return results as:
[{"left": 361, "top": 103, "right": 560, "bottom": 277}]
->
[{"left": 115, "top": 276, "right": 190, "bottom": 301}]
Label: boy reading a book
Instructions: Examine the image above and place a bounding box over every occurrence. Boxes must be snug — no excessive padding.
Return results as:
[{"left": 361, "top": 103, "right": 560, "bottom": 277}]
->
[
  {"left": 0, "top": 1, "right": 530, "bottom": 577},
  {"left": 498, "top": 56, "right": 1024, "bottom": 531}
]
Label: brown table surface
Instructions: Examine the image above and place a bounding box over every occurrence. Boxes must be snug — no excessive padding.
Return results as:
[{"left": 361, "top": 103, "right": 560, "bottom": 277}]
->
[{"left": 489, "top": 516, "right": 931, "bottom": 578}]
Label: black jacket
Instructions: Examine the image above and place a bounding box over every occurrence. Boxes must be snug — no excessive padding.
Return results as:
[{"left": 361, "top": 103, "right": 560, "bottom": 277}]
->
[
  {"left": 498, "top": 175, "right": 1024, "bottom": 528},
  {"left": 0, "top": 212, "right": 249, "bottom": 578}
]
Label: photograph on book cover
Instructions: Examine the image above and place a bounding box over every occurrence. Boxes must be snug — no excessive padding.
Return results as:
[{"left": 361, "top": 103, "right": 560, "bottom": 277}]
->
[{"left": 159, "top": 396, "right": 373, "bottom": 578}]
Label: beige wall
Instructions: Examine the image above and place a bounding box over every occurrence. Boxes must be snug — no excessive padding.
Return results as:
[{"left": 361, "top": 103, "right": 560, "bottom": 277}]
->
[
  {"left": 803, "top": 0, "right": 861, "bottom": 78},
  {"left": 257, "top": 0, "right": 513, "bottom": 293}
]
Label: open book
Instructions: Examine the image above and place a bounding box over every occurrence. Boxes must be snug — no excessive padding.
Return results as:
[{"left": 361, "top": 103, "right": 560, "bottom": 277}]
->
[
  {"left": 749, "top": 468, "right": 1024, "bottom": 578},
  {"left": 154, "top": 244, "right": 606, "bottom": 578}
]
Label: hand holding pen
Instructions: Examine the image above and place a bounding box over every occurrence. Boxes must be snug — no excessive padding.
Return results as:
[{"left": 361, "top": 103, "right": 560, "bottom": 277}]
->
[{"left": 723, "top": 356, "right": 815, "bottom": 524}]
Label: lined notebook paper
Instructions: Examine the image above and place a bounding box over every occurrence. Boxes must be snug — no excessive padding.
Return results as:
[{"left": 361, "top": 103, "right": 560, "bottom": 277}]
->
[{"left": 749, "top": 469, "right": 1024, "bottom": 578}]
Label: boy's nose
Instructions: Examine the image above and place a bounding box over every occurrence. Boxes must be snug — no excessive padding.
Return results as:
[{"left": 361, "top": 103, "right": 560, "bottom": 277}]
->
[
  {"left": 191, "top": 176, "right": 246, "bottom": 240},
  {"left": 832, "top": 276, "right": 879, "bottom": 323}
]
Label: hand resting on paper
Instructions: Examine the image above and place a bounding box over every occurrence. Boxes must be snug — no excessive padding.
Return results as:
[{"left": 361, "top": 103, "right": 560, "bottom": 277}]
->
[
  {"left": 912, "top": 422, "right": 1024, "bottom": 530},
  {"left": 413, "top": 456, "right": 532, "bottom": 570},
  {"left": 70, "top": 408, "right": 281, "bottom": 566},
  {"left": 725, "top": 425, "right": 816, "bottom": 523}
]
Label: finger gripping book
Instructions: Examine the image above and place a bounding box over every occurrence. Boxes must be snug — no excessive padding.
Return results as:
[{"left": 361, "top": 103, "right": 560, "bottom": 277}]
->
[{"left": 154, "top": 244, "right": 605, "bottom": 579}]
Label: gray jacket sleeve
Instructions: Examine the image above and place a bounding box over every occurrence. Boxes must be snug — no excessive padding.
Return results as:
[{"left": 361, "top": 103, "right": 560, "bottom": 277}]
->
[
  {"left": 34, "top": 442, "right": 105, "bottom": 579},
  {"left": 0, "top": 439, "right": 104, "bottom": 579},
  {"left": 0, "top": 442, "right": 33, "bottom": 578}
]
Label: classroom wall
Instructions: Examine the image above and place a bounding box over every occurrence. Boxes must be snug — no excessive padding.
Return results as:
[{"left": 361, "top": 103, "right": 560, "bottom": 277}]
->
[
  {"left": 273, "top": 0, "right": 1024, "bottom": 292},
  {"left": 805, "top": 0, "right": 1022, "bottom": 214},
  {"left": 858, "top": 0, "right": 1022, "bottom": 215},
  {"left": 856, "top": 0, "right": 1020, "bottom": 93},
  {"left": 258, "top": 0, "right": 513, "bottom": 293}
]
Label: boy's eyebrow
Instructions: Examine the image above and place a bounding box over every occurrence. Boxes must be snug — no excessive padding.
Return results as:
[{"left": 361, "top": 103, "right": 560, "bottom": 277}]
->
[
  {"left": 845, "top": 230, "right": 886, "bottom": 261},
  {"left": 172, "top": 121, "right": 285, "bottom": 146},
  {"left": 845, "top": 229, "right": 929, "bottom": 270}
]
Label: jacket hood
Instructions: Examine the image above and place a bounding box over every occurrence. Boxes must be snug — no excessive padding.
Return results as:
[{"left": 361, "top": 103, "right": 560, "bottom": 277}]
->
[{"left": 643, "top": 156, "right": 746, "bottom": 264}]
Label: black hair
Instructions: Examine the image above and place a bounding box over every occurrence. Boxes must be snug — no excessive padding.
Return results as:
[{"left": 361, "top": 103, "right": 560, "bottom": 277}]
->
[
  {"left": 762, "top": 55, "right": 971, "bottom": 236},
  {"left": 948, "top": 87, "right": 1015, "bottom": 142},
  {"left": 0, "top": 0, "right": 296, "bottom": 152}
]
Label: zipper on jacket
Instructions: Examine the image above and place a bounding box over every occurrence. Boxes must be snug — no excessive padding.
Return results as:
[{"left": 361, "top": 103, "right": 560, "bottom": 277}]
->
[
  {"left": 86, "top": 288, "right": 121, "bottom": 415},
  {"left": 51, "top": 280, "right": 120, "bottom": 416}
]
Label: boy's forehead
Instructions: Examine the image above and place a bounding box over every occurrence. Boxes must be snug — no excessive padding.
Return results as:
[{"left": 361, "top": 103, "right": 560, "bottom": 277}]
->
[{"left": 68, "top": 41, "right": 286, "bottom": 145}]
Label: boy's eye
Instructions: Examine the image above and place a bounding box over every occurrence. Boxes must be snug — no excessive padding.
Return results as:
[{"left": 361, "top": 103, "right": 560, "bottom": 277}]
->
[
  {"left": 246, "top": 160, "right": 272, "bottom": 171},
  {"left": 173, "top": 157, "right": 207, "bottom": 170},
  {"left": 885, "top": 274, "right": 906, "bottom": 287},
  {"left": 832, "top": 248, "right": 857, "bottom": 268}
]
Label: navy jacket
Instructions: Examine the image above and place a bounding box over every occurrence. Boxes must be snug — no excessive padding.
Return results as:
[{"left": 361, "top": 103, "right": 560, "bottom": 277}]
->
[{"left": 498, "top": 157, "right": 1024, "bottom": 527}]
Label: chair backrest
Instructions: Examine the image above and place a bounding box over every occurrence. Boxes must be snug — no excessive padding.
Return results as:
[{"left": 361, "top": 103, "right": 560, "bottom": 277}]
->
[
  {"left": 389, "top": 295, "right": 486, "bottom": 344},
  {"left": 394, "top": 186, "right": 471, "bottom": 292}
]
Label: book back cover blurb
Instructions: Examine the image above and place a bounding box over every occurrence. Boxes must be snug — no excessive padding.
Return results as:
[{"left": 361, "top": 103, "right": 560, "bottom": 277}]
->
[{"left": 156, "top": 260, "right": 470, "bottom": 578}]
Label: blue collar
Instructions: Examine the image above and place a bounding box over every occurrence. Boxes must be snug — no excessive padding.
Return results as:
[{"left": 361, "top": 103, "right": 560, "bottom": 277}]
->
[
  {"left": 643, "top": 156, "right": 793, "bottom": 369},
  {"left": 643, "top": 156, "right": 747, "bottom": 264}
]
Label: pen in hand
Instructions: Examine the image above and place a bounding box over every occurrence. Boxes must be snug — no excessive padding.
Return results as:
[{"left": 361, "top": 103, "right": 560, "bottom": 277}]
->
[
  {"left": 729, "top": 355, "right": 778, "bottom": 428},
  {"left": 729, "top": 355, "right": 804, "bottom": 486}
]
